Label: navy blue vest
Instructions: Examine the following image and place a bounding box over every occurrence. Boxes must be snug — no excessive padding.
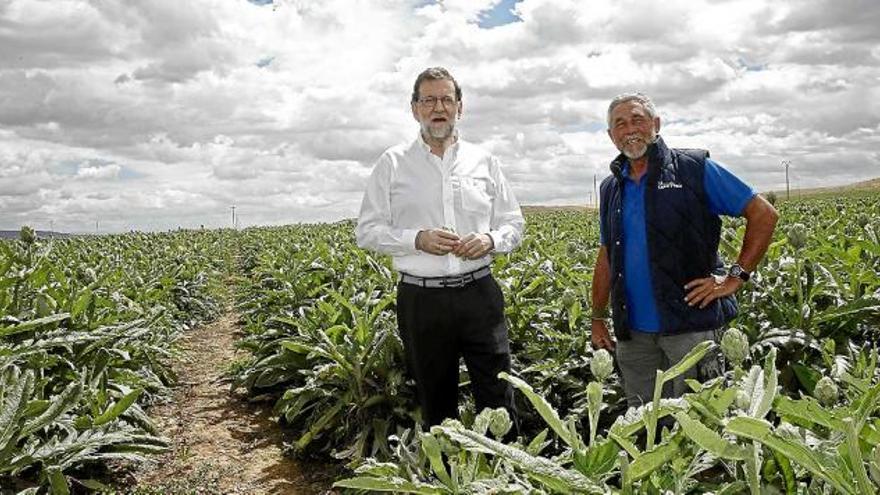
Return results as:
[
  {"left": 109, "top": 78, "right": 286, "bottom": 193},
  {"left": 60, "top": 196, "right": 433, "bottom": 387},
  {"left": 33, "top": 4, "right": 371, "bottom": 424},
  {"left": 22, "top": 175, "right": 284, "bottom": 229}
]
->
[{"left": 599, "top": 136, "right": 737, "bottom": 340}]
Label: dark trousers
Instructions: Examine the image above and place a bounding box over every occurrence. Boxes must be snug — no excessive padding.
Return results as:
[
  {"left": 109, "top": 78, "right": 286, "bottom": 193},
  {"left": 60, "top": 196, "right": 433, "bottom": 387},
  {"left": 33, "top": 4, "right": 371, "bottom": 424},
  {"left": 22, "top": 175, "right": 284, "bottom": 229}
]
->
[{"left": 396, "top": 275, "right": 516, "bottom": 429}]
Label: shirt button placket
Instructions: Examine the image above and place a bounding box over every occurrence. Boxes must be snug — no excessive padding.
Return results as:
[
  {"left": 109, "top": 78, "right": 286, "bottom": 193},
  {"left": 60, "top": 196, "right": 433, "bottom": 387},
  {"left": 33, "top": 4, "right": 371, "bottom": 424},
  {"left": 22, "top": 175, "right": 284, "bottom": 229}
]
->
[{"left": 441, "top": 155, "right": 459, "bottom": 273}]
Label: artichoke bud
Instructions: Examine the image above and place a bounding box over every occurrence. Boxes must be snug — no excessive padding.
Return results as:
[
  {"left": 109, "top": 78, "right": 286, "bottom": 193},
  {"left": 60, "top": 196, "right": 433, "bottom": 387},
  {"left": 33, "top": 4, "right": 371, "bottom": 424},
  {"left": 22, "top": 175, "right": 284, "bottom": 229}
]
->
[
  {"left": 488, "top": 408, "right": 512, "bottom": 440},
  {"left": 19, "top": 225, "right": 36, "bottom": 244},
  {"left": 560, "top": 290, "right": 576, "bottom": 308},
  {"left": 473, "top": 408, "right": 492, "bottom": 435},
  {"left": 814, "top": 376, "right": 839, "bottom": 406},
  {"left": 786, "top": 223, "right": 808, "bottom": 250},
  {"left": 590, "top": 349, "right": 614, "bottom": 383},
  {"left": 35, "top": 293, "right": 55, "bottom": 317},
  {"left": 720, "top": 328, "right": 749, "bottom": 367}
]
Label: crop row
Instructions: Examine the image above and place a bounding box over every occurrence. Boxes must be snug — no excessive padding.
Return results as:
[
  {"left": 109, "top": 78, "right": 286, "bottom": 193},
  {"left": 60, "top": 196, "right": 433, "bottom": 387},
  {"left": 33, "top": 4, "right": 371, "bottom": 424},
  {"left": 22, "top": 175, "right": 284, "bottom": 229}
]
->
[
  {"left": 1, "top": 229, "right": 227, "bottom": 493},
  {"left": 232, "top": 194, "right": 880, "bottom": 492}
]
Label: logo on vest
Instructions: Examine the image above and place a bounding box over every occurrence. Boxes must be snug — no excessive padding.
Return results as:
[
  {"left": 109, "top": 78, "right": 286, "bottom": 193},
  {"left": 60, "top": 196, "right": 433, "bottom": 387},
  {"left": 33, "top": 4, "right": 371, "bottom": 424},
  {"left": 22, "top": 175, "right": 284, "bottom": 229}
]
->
[{"left": 657, "top": 181, "right": 683, "bottom": 190}]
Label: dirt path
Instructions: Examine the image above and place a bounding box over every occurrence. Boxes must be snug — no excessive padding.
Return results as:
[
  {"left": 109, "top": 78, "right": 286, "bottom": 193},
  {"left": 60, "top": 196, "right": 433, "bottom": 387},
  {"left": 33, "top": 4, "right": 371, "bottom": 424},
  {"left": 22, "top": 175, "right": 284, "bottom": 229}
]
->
[{"left": 125, "top": 313, "right": 341, "bottom": 494}]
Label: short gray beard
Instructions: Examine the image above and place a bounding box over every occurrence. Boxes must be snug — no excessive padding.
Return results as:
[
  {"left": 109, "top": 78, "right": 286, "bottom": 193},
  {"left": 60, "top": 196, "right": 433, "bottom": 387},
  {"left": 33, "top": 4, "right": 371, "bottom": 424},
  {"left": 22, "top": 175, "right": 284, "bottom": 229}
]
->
[
  {"left": 622, "top": 141, "right": 648, "bottom": 160},
  {"left": 621, "top": 133, "right": 656, "bottom": 160},
  {"left": 421, "top": 119, "right": 456, "bottom": 141}
]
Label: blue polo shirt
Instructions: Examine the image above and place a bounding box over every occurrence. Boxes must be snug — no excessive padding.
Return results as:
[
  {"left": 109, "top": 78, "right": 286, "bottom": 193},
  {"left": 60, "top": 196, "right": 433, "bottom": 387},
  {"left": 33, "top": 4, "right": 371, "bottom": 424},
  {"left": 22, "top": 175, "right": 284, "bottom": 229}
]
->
[{"left": 599, "top": 158, "right": 756, "bottom": 332}]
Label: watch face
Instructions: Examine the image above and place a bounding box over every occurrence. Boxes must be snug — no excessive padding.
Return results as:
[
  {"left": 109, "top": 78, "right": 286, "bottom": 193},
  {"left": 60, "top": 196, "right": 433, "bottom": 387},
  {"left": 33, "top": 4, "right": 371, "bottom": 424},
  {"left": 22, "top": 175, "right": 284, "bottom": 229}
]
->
[{"left": 729, "top": 264, "right": 750, "bottom": 281}]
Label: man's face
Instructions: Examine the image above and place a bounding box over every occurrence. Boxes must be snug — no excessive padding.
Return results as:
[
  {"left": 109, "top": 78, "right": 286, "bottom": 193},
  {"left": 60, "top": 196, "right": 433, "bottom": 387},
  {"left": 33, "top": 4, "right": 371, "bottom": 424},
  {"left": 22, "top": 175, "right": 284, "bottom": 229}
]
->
[
  {"left": 412, "top": 79, "right": 461, "bottom": 140},
  {"left": 607, "top": 101, "right": 660, "bottom": 161}
]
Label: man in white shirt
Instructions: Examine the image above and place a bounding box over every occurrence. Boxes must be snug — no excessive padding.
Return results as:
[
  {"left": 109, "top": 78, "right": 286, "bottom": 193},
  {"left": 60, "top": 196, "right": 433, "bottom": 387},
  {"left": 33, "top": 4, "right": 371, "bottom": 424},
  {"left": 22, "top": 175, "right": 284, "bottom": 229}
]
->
[{"left": 356, "top": 67, "right": 524, "bottom": 429}]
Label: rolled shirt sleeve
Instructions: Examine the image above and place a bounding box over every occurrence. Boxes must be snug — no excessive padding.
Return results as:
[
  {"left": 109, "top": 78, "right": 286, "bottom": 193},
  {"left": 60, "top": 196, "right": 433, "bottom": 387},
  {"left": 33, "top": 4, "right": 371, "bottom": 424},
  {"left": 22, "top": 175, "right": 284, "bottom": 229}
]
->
[{"left": 486, "top": 156, "right": 524, "bottom": 253}]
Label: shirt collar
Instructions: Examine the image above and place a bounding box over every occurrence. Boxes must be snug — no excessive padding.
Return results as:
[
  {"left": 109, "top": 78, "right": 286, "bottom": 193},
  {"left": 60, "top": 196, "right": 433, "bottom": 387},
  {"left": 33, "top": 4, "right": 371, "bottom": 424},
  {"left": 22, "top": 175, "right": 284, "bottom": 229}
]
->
[{"left": 413, "top": 130, "right": 461, "bottom": 158}]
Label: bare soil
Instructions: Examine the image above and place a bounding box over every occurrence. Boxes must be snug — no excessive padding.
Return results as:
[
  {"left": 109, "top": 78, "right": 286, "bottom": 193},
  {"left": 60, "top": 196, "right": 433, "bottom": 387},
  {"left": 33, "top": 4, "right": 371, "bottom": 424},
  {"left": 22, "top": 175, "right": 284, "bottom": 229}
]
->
[{"left": 123, "top": 313, "right": 341, "bottom": 494}]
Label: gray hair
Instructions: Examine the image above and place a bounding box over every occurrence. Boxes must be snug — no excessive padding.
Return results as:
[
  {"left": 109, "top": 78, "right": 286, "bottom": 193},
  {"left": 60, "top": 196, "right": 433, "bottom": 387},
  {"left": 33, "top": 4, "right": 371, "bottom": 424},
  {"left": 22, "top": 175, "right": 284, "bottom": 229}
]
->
[
  {"left": 607, "top": 93, "right": 657, "bottom": 127},
  {"left": 412, "top": 67, "right": 462, "bottom": 103}
]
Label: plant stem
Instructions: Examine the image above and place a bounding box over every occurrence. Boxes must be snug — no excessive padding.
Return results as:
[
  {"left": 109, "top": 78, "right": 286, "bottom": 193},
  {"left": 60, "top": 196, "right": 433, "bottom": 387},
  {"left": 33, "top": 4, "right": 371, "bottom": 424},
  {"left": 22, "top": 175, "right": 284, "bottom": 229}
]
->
[
  {"left": 619, "top": 451, "right": 632, "bottom": 495},
  {"left": 746, "top": 441, "right": 761, "bottom": 495},
  {"left": 845, "top": 417, "right": 874, "bottom": 495},
  {"left": 646, "top": 369, "right": 663, "bottom": 450}
]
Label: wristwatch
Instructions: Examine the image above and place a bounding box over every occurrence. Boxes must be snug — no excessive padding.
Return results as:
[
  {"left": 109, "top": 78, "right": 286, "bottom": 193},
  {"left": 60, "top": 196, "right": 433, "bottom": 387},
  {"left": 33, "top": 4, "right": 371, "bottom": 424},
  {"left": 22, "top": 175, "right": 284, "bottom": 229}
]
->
[{"left": 728, "top": 264, "right": 751, "bottom": 282}]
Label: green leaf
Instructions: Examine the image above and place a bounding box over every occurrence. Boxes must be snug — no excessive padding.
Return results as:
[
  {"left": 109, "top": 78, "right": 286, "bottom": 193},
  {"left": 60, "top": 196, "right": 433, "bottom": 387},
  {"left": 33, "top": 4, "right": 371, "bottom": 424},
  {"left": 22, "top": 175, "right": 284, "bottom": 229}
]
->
[
  {"left": 21, "top": 381, "right": 83, "bottom": 437},
  {"left": 791, "top": 363, "right": 821, "bottom": 393},
  {"left": 629, "top": 433, "right": 683, "bottom": 481},
  {"left": 420, "top": 433, "right": 454, "bottom": 489},
  {"left": 581, "top": 439, "right": 620, "bottom": 478},
  {"left": 773, "top": 396, "right": 845, "bottom": 433},
  {"left": 333, "top": 476, "right": 443, "bottom": 494},
  {"left": 771, "top": 446, "right": 797, "bottom": 494},
  {"left": 72, "top": 289, "right": 93, "bottom": 320},
  {"left": 674, "top": 411, "right": 748, "bottom": 460},
  {"left": 526, "top": 428, "right": 549, "bottom": 456},
  {"left": 660, "top": 340, "right": 714, "bottom": 383},
  {"left": 0, "top": 313, "right": 70, "bottom": 338},
  {"left": 293, "top": 397, "right": 346, "bottom": 452},
  {"left": 725, "top": 416, "right": 855, "bottom": 494},
  {"left": 75, "top": 479, "right": 113, "bottom": 491},
  {"left": 435, "top": 423, "right": 605, "bottom": 494},
  {"left": 853, "top": 380, "right": 880, "bottom": 431},
  {"left": 500, "top": 372, "right": 583, "bottom": 450},
  {"left": 93, "top": 389, "right": 142, "bottom": 427},
  {"left": 716, "top": 481, "right": 748, "bottom": 495},
  {"left": 46, "top": 466, "right": 70, "bottom": 495},
  {"left": 750, "top": 348, "right": 777, "bottom": 419},
  {"left": 0, "top": 369, "right": 35, "bottom": 452}
]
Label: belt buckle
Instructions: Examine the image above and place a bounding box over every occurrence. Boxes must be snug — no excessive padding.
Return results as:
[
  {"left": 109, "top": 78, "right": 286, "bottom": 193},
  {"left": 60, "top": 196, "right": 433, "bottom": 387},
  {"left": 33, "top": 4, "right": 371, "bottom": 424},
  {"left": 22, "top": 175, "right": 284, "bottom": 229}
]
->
[{"left": 443, "top": 274, "right": 466, "bottom": 288}]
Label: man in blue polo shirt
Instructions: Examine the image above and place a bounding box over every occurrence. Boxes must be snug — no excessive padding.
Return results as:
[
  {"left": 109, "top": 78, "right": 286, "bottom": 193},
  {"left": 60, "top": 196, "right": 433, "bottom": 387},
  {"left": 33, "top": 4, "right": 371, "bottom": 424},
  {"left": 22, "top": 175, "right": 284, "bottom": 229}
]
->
[{"left": 591, "top": 93, "right": 778, "bottom": 408}]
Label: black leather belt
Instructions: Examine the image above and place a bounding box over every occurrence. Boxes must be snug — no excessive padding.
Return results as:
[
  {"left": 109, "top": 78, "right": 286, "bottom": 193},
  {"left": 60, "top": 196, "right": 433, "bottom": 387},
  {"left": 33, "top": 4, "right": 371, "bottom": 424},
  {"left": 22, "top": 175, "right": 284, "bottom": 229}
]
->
[{"left": 400, "top": 266, "right": 492, "bottom": 288}]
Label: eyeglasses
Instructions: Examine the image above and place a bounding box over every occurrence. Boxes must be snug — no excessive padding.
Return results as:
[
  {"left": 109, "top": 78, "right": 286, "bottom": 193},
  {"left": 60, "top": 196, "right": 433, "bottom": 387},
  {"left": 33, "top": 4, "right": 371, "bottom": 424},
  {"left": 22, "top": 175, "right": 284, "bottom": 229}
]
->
[{"left": 416, "top": 95, "right": 458, "bottom": 109}]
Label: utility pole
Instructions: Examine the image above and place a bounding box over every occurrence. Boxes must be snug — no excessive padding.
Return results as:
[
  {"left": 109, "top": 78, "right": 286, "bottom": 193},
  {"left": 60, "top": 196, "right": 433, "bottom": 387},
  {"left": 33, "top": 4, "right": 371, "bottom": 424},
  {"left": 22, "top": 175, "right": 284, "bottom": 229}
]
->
[
  {"left": 782, "top": 160, "right": 791, "bottom": 200},
  {"left": 593, "top": 174, "right": 598, "bottom": 209},
  {"left": 95, "top": 220, "right": 99, "bottom": 234},
  {"left": 230, "top": 205, "right": 236, "bottom": 229}
]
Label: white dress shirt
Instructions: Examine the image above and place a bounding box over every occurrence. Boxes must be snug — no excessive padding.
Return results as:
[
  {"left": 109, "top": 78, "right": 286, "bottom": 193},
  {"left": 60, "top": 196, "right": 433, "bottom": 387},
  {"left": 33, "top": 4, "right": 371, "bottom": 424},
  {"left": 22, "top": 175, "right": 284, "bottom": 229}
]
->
[{"left": 356, "top": 135, "right": 524, "bottom": 277}]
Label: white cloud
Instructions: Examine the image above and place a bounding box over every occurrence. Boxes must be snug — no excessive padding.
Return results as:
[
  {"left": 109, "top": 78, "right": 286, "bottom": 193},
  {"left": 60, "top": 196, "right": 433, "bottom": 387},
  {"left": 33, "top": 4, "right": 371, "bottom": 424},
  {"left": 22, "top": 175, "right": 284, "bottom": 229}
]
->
[{"left": 0, "top": 0, "right": 878, "bottom": 232}]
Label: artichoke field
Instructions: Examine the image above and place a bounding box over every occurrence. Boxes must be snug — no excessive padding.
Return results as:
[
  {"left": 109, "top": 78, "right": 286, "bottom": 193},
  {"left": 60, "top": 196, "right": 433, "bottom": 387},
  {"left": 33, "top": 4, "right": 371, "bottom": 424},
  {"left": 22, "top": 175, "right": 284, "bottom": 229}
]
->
[{"left": 2, "top": 192, "right": 879, "bottom": 493}]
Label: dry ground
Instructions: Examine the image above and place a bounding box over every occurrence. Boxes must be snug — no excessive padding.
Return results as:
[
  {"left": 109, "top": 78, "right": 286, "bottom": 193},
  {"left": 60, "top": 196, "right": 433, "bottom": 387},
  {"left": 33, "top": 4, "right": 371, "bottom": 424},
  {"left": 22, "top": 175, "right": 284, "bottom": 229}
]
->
[{"left": 122, "top": 313, "right": 341, "bottom": 494}]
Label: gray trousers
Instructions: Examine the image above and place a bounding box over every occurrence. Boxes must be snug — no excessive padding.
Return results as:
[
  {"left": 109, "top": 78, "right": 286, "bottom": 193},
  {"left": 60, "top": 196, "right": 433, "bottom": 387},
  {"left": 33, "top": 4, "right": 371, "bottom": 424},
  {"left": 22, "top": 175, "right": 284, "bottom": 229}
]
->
[{"left": 615, "top": 328, "right": 724, "bottom": 409}]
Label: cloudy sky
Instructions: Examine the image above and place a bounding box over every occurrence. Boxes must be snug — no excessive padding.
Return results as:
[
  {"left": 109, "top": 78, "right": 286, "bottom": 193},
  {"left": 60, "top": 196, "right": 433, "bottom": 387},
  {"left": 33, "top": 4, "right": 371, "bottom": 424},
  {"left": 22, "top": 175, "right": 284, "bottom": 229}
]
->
[{"left": 1, "top": 0, "right": 878, "bottom": 232}]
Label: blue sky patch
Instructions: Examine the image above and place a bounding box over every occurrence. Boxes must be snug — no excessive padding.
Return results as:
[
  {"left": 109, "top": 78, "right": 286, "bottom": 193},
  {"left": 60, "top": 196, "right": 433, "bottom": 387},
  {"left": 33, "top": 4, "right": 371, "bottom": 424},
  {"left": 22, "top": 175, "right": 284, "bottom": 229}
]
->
[
  {"left": 477, "top": 0, "right": 522, "bottom": 29},
  {"left": 560, "top": 122, "right": 606, "bottom": 133},
  {"left": 51, "top": 159, "right": 144, "bottom": 180},
  {"left": 413, "top": 0, "right": 522, "bottom": 28},
  {"left": 256, "top": 56, "right": 274, "bottom": 68},
  {"left": 248, "top": 0, "right": 273, "bottom": 6}
]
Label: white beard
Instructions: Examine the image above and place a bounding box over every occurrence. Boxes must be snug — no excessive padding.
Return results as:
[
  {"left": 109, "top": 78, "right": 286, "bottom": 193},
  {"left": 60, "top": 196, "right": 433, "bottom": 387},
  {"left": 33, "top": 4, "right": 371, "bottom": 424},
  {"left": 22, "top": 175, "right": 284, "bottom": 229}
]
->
[
  {"left": 622, "top": 141, "right": 648, "bottom": 160},
  {"left": 620, "top": 133, "right": 656, "bottom": 160}
]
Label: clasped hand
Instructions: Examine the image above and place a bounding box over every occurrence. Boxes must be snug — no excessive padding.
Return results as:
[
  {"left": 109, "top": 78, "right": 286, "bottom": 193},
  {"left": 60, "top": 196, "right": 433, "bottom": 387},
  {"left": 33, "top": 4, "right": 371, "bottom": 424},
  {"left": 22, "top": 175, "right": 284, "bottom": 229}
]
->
[{"left": 416, "top": 229, "right": 493, "bottom": 259}]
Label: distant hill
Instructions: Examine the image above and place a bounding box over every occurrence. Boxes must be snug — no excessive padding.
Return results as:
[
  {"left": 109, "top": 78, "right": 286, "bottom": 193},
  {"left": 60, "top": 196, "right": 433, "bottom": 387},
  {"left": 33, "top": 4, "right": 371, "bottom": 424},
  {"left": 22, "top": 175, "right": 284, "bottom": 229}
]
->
[{"left": 767, "top": 176, "right": 880, "bottom": 199}]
